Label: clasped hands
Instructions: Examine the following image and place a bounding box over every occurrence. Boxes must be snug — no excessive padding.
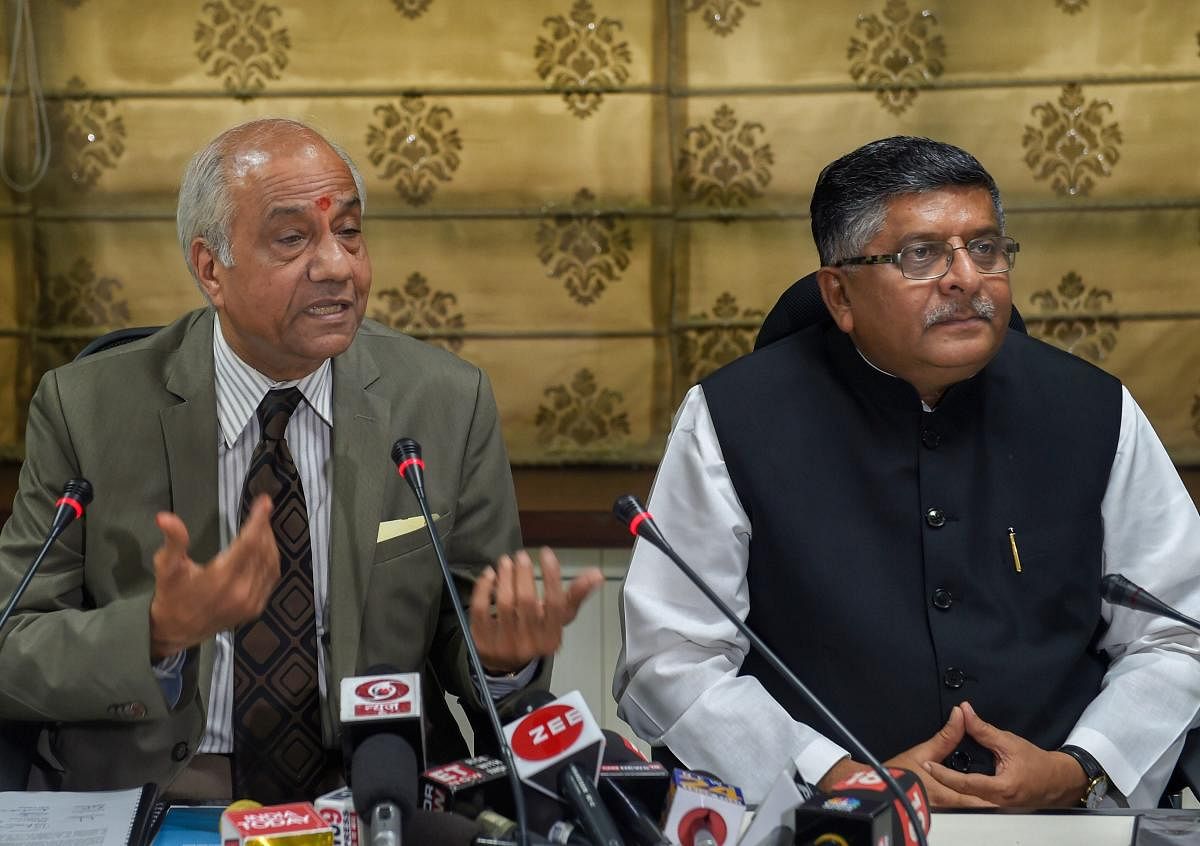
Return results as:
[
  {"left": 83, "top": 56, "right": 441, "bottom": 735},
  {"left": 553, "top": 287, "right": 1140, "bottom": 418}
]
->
[
  {"left": 148, "top": 496, "right": 603, "bottom": 666},
  {"left": 818, "top": 701, "right": 1089, "bottom": 809}
]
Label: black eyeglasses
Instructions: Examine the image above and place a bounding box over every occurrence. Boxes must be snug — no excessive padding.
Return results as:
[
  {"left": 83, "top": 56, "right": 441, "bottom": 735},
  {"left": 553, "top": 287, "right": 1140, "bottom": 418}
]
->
[{"left": 833, "top": 236, "right": 1020, "bottom": 281}]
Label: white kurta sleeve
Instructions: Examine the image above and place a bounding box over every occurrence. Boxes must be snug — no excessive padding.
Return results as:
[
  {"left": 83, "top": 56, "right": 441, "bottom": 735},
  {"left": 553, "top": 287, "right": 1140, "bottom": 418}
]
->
[
  {"left": 613, "top": 385, "right": 849, "bottom": 802},
  {"left": 1066, "top": 386, "right": 1200, "bottom": 806}
]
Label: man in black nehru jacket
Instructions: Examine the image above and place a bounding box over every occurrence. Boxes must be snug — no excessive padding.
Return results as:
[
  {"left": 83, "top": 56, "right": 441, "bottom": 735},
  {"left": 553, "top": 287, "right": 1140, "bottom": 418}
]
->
[{"left": 615, "top": 136, "right": 1200, "bottom": 808}]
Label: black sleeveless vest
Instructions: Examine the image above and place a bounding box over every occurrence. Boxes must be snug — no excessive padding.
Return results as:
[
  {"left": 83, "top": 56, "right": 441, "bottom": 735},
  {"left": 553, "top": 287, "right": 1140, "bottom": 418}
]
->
[{"left": 701, "top": 325, "right": 1121, "bottom": 774}]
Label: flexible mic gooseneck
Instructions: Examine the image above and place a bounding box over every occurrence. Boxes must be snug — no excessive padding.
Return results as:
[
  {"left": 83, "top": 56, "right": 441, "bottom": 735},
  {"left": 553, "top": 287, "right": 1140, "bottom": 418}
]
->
[
  {"left": 391, "top": 438, "right": 531, "bottom": 846},
  {"left": 613, "top": 494, "right": 930, "bottom": 846},
  {"left": 1101, "top": 573, "right": 1200, "bottom": 632},
  {"left": 0, "top": 478, "right": 93, "bottom": 630}
]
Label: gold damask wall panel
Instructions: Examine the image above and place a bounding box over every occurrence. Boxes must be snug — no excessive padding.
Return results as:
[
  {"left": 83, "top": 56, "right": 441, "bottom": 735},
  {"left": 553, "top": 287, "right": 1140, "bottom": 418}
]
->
[
  {"left": 1089, "top": 321, "right": 1200, "bottom": 465},
  {"left": 676, "top": 82, "right": 1200, "bottom": 212},
  {"left": 2, "top": 1, "right": 1198, "bottom": 470},
  {"left": 0, "top": 339, "right": 20, "bottom": 451},
  {"left": 0, "top": 220, "right": 30, "bottom": 329},
  {"left": 34, "top": 222, "right": 203, "bottom": 330},
  {"left": 34, "top": 94, "right": 666, "bottom": 214},
  {"left": 680, "top": 0, "right": 1200, "bottom": 87},
  {"left": 462, "top": 337, "right": 670, "bottom": 464},
  {"left": 37, "top": 1, "right": 662, "bottom": 93},
  {"left": 366, "top": 218, "right": 668, "bottom": 333},
  {"left": 1008, "top": 209, "right": 1200, "bottom": 317}
]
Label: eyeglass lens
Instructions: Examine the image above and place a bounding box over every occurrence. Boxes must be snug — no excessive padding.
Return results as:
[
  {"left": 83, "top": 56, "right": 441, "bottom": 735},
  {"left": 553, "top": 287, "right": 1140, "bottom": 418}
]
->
[{"left": 900, "top": 237, "right": 1014, "bottom": 279}]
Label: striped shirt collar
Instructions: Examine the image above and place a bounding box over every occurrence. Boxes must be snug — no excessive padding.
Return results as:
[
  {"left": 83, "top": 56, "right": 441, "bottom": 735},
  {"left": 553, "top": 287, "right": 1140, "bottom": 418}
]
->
[{"left": 212, "top": 314, "right": 333, "bottom": 449}]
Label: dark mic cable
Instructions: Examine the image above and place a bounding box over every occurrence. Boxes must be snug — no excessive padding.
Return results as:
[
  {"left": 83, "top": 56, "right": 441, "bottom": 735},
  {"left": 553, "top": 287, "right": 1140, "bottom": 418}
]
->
[
  {"left": 613, "top": 494, "right": 929, "bottom": 846},
  {"left": 1101, "top": 573, "right": 1200, "bottom": 632},
  {"left": 0, "top": 478, "right": 93, "bottom": 630},
  {"left": 391, "top": 438, "right": 531, "bottom": 846}
]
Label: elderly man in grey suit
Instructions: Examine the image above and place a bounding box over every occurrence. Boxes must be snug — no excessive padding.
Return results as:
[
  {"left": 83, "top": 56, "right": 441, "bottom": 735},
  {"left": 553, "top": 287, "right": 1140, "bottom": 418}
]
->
[{"left": 0, "top": 118, "right": 601, "bottom": 802}]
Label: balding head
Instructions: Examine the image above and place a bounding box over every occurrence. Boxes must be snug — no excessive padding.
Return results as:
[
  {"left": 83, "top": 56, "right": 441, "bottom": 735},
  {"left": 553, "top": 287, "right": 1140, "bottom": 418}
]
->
[{"left": 176, "top": 118, "right": 367, "bottom": 283}]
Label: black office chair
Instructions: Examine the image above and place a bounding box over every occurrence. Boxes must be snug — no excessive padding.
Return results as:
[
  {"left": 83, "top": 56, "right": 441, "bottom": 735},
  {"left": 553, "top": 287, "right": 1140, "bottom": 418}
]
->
[
  {"left": 73, "top": 325, "right": 162, "bottom": 361},
  {"left": 0, "top": 326, "right": 163, "bottom": 791}
]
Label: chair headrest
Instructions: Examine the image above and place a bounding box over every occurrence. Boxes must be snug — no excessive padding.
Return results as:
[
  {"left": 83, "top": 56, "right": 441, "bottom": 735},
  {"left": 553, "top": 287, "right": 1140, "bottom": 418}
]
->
[{"left": 754, "top": 271, "right": 1027, "bottom": 350}]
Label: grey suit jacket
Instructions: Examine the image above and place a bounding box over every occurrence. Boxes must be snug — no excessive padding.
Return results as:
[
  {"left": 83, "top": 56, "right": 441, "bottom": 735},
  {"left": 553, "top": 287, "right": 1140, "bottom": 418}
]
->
[{"left": 0, "top": 308, "right": 533, "bottom": 790}]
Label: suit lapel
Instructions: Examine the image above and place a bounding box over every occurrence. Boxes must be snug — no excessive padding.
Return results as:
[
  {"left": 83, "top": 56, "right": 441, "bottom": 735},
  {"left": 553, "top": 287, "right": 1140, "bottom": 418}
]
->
[
  {"left": 327, "top": 333, "right": 389, "bottom": 707},
  {"left": 160, "top": 309, "right": 221, "bottom": 705}
]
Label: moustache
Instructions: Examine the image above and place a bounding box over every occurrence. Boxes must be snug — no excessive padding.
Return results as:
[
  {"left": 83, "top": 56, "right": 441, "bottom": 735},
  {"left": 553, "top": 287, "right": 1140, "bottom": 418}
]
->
[{"left": 924, "top": 295, "right": 997, "bottom": 329}]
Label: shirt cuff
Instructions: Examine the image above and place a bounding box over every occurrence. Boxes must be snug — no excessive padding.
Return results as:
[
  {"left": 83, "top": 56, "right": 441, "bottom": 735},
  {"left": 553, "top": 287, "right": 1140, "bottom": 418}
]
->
[
  {"left": 483, "top": 659, "right": 540, "bottom": 699},
  {"left": 153, "top": 650, "right": 187, "bottom": 708}
]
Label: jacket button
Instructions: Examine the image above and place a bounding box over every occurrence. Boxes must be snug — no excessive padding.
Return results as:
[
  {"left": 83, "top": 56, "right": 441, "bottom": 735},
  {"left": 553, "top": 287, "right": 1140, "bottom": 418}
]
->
[
  {"left": 943, "top": 667, "right": 966, "bottom": 689},
  {"left": 948, "top": 749, "right": 971, "bottom": 772},
  {"left": 932, "top": 588, "right": 953, "bottom": 610},
  {"left": 925, "top": 508, "right": 946, "bottom": 528},
  {"left": 171, "top": 742, "right": 189, "bottom": 762},
  {"left": 125, "top": 702, "right": 146, "bottom": 719},
  {"left": 921, "top": 428, "right": 941, "bottom": 449}
]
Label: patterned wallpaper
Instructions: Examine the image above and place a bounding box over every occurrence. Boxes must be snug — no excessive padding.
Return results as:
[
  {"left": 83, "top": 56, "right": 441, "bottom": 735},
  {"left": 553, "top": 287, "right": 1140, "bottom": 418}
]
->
[{"left": 1, "top": 0, "right": 1198, "bottom": 465}]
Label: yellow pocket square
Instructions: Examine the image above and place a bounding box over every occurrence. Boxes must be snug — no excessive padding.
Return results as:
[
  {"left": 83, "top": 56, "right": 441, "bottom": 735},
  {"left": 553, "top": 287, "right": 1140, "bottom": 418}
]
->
[{"left": 377, "top": 513, "right": 440, "bottom": 543}]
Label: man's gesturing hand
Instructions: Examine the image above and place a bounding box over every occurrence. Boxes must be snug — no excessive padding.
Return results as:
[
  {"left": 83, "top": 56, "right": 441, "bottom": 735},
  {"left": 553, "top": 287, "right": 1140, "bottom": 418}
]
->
[
  {"left": 148, "top": 494, "right": 281, "bottom": 661},
  {"left": 471, "top": 547, "right": 603, "bottom": 674},
  {"left": 923, "top": 701, "right": 1087, "bottom": 808}
]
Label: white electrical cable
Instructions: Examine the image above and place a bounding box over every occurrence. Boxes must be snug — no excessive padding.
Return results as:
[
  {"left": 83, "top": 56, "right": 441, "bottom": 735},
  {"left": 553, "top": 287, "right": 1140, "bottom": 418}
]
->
[{"left": 0, "top": 0, "right": 52, "bottom": 192}]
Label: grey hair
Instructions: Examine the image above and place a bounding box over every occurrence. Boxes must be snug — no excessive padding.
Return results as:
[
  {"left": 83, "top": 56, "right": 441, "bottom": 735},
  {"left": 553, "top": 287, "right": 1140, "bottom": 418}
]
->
[
  {"left": 176, "top": 118, "right": 367, "bottom": 282},
  {"left": 810, "top": 136, "right": 1004, "bottom": 267}
]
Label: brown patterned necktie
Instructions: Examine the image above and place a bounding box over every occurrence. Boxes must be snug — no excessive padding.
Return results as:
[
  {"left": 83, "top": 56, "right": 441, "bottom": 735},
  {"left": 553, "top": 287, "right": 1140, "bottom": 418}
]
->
[{"left": 232, "top": 386, "right": 327, "bottom": 803}]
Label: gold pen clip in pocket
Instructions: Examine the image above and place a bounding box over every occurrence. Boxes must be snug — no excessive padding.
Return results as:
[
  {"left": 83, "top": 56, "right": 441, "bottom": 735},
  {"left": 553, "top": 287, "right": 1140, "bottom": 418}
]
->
[{"left": 1008, "top": 527, "right": 1023, "bottom": 573}]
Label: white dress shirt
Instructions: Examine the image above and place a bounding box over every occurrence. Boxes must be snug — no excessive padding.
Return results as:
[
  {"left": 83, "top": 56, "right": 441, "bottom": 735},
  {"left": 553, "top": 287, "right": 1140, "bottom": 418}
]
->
[{"left": 614, "top": 382, "right": 1200, "bottom": 806}]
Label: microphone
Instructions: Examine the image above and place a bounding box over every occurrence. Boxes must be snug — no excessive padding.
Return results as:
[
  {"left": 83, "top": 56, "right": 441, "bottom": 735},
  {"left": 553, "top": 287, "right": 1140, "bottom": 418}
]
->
[
  {"left": 613, "top": 495, "right": 929, "bottom": 846},
  {"left": 220, "top": 802, "right": 334, "bottom": 844},
  {"left": 352, "top": 732, "right": 418, "bottom": 846},
  {"left": 340, "top": 664, "right": 428, "bottom": 770},
  {"left": 661, "top": 769, "right": 745, "bottom": 846},
  {"left": 1100, "top": 574, "right": 1200, "bottom": 632},
  {"left": 558, "top": 762, "right": 624, "bottom": 846},
  {"left": 795, "top": 767, "right": 930, "bottom": 846},
  {"left": 598, "top": 778, "right": 669, "bottom": 846},
  {"left": 0, "top": 478, "right": 93, "bottom": 630},
  {"left": 392, "top": 437, "right": 532, "bottom": 846}
]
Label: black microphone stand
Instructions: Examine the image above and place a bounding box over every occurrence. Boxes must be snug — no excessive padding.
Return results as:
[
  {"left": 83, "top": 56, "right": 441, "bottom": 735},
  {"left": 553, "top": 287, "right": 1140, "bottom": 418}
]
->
[
  {"left": 0, "top": 479, "right": 93, "bottom": 630},
  {"left": 614, "top": 494, "right": 929, "bottom": 846},
  {"left": 392, "top": 439, "right": 531, "bottom": 846}
]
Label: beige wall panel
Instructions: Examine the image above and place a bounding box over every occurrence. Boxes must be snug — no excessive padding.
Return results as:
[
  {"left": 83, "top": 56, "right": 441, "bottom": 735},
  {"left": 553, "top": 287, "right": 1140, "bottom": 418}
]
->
[
  {"left": 365, "top": 217, "right": 667, "bottom": 333},
  {"left": 676, "top": 83, "right": 1200, "bottom": 211},
  {"left": 35, "top": 94, "right": 666, "bottom": 213},
  {"left": 465, "top": 337, "right": 669, "bottom": 464},
  {"left": 1008, "top": 208, "right": 1200, "bottom": 317},
  {"left": 34, "top": 221, "right": 205, "bottom": 330},
  {"left": 0, "top": 219, "right": 32, "bottom": 329},
  {"left": 683, "top": 1, "right": 1200, "bottom": 88},
  {"left": 1086, "top": 319, "right": 1200, "bottom": 463},
  {"left": 680, "top": 1, "right": 1200, "bottom": 88},
  {"left": 37, "top": 1, "right": 662, "bottom": 92},
  {"left": 673, "top": 218, "right": 817, "bottom": 322},
  {"left": 0, "top": 338, "right": 21, "bottom": 449}
]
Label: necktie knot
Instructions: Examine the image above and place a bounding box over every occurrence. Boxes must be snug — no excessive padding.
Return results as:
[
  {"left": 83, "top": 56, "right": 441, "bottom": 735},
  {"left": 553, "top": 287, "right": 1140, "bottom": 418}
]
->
[{"left": 256, "top": 387, "right": 304, "bottom": 442}]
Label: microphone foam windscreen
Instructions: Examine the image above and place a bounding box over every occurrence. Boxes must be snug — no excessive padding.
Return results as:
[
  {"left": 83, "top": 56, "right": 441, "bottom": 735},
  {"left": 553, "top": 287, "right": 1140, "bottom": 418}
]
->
[
  {"left": 351, "top": 732, "right": 418, "bottom": 817},
  {"left": 402, "top": 808, "right": 482, "bottom": 845}
]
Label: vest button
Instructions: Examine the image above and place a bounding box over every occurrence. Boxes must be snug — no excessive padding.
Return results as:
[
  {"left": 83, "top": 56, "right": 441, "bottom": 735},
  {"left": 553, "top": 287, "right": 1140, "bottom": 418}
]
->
[
  {"left": 932, "top": 588, "right": 953, "bottom": 610},
  {"left": 925, "top": 508, "right": 946, "bottom": 528},
  {"left": 921, "top": 428, "right": 941, "bottom": 449},
  {"left": 948, "top": 749, "right": 972, "bottom": 772},
  {"left": 943, "top": 667, "right": 966, "bottom": 689},
  {"left": 171, "top": 741, "right": 189, "bottom": 762}
]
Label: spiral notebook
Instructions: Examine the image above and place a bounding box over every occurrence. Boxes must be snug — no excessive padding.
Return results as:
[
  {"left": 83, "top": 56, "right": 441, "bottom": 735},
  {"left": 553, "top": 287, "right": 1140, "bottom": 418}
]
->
[{"left": 0, "top": 783, "right": 157, "bottom": 846}]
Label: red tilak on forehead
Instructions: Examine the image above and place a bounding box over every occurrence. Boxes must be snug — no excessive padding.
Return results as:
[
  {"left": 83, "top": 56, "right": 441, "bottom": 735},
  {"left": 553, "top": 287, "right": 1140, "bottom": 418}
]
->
[{"left": 316, "top": 195, "right": 332, "bottom": 211}]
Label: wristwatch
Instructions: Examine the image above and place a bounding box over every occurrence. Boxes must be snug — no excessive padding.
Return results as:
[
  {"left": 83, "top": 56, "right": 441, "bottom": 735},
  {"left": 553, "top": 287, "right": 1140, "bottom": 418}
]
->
[{"left": 1059, "top": 745, "right": 1108, "bottom": 809}]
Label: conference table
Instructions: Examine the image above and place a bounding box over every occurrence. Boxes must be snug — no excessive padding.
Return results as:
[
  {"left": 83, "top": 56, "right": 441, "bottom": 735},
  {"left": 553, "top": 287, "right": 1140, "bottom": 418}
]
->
[{"left": 927, "top": 808, "right": 1198, "bottom": 845}]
